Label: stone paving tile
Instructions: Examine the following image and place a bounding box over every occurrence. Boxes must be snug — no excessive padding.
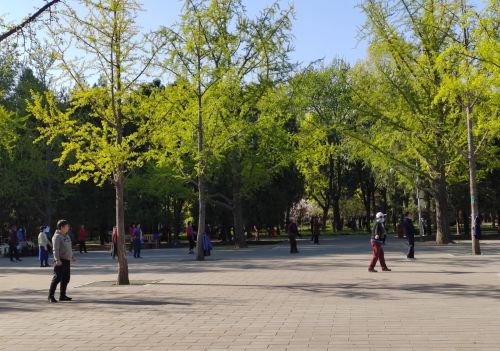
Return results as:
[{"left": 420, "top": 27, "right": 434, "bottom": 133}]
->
[{"left": 1, "top": 236, "right": 500, "bottom": 350}]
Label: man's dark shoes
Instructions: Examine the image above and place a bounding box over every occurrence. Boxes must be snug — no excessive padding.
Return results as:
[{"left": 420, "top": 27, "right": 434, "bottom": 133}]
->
[
  {"left": 382, "top": 267, "right": 392, "bottom": 271},
  {"left": 48, "top": 296, "right": 58, "bottom": 303},
  {"left": 59, "top": 296, "right": 72, "bottom": 301},
  {"left": 368, "top": 268, "right": 377, "bottom": 272}
]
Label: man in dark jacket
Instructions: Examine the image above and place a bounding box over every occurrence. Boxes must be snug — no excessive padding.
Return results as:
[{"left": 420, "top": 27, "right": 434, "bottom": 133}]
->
[
  {"left": 403, "top": 212, "right": 416, "bottom": 259},
  {"left": 368, "top": 212, "right": 391, "bottom": 272},
  {"left": 288, "top": 218, "right": 299, "bottom": 254},
  {"left": 8, "top": 225, "right": 22, "bottom": 262}
]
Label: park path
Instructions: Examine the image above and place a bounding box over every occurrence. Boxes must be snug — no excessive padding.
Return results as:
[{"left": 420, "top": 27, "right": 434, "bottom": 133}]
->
[{"left": 1, "top": 235, "right": 500, "bottom": 350}]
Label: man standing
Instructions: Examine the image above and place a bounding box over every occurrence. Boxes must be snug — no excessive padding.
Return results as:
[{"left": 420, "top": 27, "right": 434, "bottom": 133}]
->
[
  {"left": 368, "top": 212, "right": 391, "bottom": 272},
  {"left": 8, "top": 225, "right": 22, "bottom": 262},
  {"left": 133, "top": 223, "right": 142, "bottom": 258},
  {"left": 78, "top": 225, "right": 88, "bottom": 254},
  {"left": 403, "top": 212, "right": 416, "bottom": 260},
  {"left": 312, "top": 217, "right": 321, "bottom": 245},
  {"left": 48, "top": 219, "right": 75, "bottom": 303},
  {"left": 288, "top": 218, "right": 299, "bottom": 254}
]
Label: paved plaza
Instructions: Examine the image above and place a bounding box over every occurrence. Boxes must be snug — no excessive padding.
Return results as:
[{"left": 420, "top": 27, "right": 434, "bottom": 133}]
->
[{"left": 1, "top": 235, "right": 500, "bottom": 351}]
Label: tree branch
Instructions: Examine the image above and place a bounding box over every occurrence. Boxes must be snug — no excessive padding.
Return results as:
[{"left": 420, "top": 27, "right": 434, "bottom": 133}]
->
[{"left": 0, "top": 0, "right": 61, "bottom": 43}]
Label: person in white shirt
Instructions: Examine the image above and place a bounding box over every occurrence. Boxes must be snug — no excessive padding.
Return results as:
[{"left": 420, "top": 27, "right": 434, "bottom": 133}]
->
[{"left": 38, "top": 226, "right": 51, "bottom": 267}]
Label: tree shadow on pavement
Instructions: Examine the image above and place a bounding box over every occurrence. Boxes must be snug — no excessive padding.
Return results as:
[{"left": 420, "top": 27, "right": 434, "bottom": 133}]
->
[
  {"left": 153, "top": 280, "right": 500, "bottom": 301},
  {"left": 0, "top": 288, "right": 194, "bottom": 314}
]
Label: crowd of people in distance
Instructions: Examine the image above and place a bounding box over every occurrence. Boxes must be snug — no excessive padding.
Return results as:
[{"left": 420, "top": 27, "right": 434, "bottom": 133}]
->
[{"left": 0, "top": 209, "right": 426, "bottom": 303}]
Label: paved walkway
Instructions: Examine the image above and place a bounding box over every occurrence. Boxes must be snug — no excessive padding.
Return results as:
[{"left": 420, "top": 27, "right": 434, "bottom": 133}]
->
[{"left": 1, "top": 235, "right": 500, "bottom": 351}]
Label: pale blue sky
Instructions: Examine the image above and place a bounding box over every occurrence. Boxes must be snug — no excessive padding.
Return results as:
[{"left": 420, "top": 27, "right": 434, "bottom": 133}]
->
[{"left": 2, "top": 0, "right": 368, "bottom": 65}]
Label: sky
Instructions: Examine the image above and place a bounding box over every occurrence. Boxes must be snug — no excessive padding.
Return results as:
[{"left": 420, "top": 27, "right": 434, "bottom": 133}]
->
[{"left": 1, "top": 0, "right": 369, "bottom": 65}]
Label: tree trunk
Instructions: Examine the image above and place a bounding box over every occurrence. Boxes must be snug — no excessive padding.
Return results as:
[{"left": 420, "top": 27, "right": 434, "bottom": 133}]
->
[
  {"left": 173, "top": 198, "right": 184, "bottom": 244},
  {"left": 328, "top": 155, "right": 337, "bottom": 231},
  {"left": 232, "top": 174, "right": 246, "bottom": 248},
  {"left": 195, "top": 73, "right": 206, "bottom": 261},
  {"left": 115, "top": 173, "right": 129, "bottom": 285},
  {"left": 45, "top": 146, "right": 53, "bottom": 227},
  {"left": 371, "top": 186, "right": 376, "bottom": 218},
  {"left": 360, "top": 182, "right": 371, "bottom": 231},
  {"left": 332, "top": 196, "right": 341, "bottom": 232},
  {"left": 196, "top": 174, "right": 206, "bottom": 261},
  {"left": 424, "top": 191, "right": 432, "bottom": 236},
  {"left": 321, "top": 205, "right": 329, "bottom": 230},
  {"left": 466, "top": 104, "right": 481, "bottom": 254},
  {"left": 380, "top": 187, "right": 388, "bottom": 213},
  {"left": 434, "top": 172, "right": 451, "bottom": 245}
]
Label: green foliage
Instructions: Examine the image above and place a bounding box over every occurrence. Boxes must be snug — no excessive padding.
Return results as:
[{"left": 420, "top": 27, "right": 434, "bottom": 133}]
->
[
  {"left": 157, "top": 0, "right": 294, "bottom": 174},
  {"left": 434, "top": 0, "right": 500, "bottom": 177},
  {"left": 29, "top": 0, "right": 161, "bottom": 187},
  {"left": 290, "top": 60, "right": 362, "bottom": 229},
  {"left": 0, "top": 105, "right": 18, "bottom": 156},
  {"left": 354, "top": 0, "right": 498, "bottom": 186}
]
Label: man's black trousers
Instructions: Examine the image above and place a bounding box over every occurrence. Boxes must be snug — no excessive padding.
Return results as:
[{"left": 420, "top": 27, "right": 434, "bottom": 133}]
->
[{"left": 49, "top": 259, "right": 70, "bottom": 297}]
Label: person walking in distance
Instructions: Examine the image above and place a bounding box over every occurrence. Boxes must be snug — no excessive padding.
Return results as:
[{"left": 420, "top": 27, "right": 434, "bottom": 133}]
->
[
  {"left": 8, "top": 225, "right": 22, "bottom": 262},
  {"left": 78, "top": 225, "right": 88, "bottom": 254},
  {"left": 133, "top": 224, "right": 142, "bottom": 258},
  {"left": 48, "top": 220, "right": 75, "bottom": 303},
  {"left": 288, "top": 218, "right": 299, "bottom": 254},
  {"left": 186, "top": 222, "right": 195, "bottom": 254},
  {"left": 368, "top": 212, "right": 391, "bottom": 272},
  {"left": 403, "top": 212, "right": 416, "bottom": 260},
  {"left": 312, "top": 217, "right": 321, "bottom": 245},
  {"left": 38, "top": 226, "right": 51, "bottom": 267}
]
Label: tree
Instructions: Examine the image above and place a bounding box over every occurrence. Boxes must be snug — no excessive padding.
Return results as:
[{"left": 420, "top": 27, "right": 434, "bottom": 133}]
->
[
  {"left": 158, "top": 0, "right": 293, "bottom": 259},
  {"left": 126, "top": 161, "right": 195, "bottom": 236},
  {"left": 353, "top": 0, "right": 476, "bottom": 244},
  {"left": 29, "top": 0, "right": 163, "bottom": 284},
  {"left": 435, "top": 0, "right": 499, "bottom": 253},
  {"left": 294, "top": 60, "right": 355, "bottom": 231},
  {"left": 209, "top": 81, "right": 296, "bottom": 247}
]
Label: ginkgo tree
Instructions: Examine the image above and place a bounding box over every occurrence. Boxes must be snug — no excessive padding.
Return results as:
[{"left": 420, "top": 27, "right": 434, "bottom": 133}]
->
[
  {"left": 293, "top": 60, "right": 355, "bottom": 231},
  {"left": 157, "top": 0, "right": 294, "bottom": 258},
  {"left": 435, "top": 0, "right": 500, "bottom": 254},
  {"left": 353, "top": 0, "right": 470, "bottom": 244},
  {"left": 29, "top": 0, "right": 163, "bottom": 284}
]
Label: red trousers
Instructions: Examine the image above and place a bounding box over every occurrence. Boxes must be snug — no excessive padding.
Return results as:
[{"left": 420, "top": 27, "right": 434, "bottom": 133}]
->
[{"left": 369, "top": 240, "right": 387, "bottom": 270}]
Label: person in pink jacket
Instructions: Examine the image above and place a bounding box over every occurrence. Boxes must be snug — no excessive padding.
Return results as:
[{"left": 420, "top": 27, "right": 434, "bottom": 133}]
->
[
  {"left": 78, "top": 225, "right": 88, "bottom": 253},
  {"left": 186, "top": 222, "right": 195, "bottom": 254}
]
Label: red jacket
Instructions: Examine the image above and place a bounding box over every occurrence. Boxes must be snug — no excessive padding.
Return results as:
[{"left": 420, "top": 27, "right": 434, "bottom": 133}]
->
[{"left": 78, "top": 228, "right": 87, "bottom": 241}]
